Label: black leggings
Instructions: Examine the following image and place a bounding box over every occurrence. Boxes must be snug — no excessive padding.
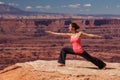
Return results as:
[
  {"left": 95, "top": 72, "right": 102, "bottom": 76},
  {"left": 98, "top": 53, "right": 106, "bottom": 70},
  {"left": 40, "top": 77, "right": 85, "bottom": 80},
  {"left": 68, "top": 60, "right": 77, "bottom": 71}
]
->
[{"left": 58, "top": 47, "right": 106, "bottom": 69}]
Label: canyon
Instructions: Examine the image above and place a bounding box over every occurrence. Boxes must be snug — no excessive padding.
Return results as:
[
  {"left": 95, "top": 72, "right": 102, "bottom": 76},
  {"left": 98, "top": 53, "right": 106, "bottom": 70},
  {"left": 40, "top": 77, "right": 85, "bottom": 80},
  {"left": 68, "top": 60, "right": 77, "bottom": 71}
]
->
[
  {"left": 0, "top": 4, "right": 119, "bottom": 80},
  {"left": 0, "top": 18, "right": 120, "bottom": 70}
]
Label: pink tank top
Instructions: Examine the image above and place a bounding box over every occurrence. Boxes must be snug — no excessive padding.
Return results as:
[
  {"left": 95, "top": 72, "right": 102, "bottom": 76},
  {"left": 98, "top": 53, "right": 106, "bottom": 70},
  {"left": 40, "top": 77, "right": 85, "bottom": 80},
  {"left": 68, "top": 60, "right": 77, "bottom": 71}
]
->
[{"left": 70, "top": 37, "right": 84, "bottom": 54}]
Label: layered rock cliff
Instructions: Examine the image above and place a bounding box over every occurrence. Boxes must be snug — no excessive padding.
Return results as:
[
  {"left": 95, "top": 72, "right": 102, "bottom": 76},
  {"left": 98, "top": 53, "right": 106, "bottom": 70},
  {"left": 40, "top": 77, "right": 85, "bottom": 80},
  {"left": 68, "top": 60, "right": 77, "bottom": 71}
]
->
[{"left": 0, "top": 19, "right": 120, "bottom": 70}]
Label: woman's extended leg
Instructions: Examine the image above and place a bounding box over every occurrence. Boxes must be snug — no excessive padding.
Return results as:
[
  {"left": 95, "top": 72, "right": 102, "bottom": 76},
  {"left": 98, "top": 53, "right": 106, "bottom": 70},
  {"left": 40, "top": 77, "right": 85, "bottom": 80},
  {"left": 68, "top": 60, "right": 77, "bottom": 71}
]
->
[
  {"left": 58, "top": 47, "right": 76, "bottom": 65},
  {"left": 80, "top": 51, "right": 106, "bottom": 69}
]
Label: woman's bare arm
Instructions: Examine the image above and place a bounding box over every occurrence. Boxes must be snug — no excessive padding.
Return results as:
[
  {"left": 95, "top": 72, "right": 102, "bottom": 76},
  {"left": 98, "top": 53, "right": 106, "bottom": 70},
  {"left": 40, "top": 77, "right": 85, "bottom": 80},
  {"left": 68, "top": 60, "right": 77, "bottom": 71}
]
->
[
  {"left": 45, "top": 31, "right": 71, "bottom": 37},
  {"left": 81, "top": 32, "right": 103, "bottom": 38}
]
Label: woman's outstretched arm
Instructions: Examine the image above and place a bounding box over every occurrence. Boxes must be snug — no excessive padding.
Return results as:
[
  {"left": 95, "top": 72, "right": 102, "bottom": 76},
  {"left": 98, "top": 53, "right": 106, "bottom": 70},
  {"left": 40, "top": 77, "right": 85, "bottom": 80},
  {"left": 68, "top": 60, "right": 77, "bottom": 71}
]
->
[
  {"left": 45, "top": 31, "right": 71, "bottom": 37},
  {"left": 81, "top": 32, "right": 103, "bottom": 38}
]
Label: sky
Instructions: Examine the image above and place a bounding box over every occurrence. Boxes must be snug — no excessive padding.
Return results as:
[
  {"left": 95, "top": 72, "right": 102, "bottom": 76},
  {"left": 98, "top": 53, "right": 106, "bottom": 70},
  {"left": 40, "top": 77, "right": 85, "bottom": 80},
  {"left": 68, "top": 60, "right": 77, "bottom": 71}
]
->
[{"left": 0, "top": 0, "right": 120, "bottom": 15}]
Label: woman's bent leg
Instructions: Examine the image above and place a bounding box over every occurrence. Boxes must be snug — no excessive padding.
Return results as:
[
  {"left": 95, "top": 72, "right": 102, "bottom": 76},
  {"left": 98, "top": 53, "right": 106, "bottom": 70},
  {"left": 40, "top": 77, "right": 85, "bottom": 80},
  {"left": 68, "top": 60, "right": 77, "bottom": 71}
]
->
[
  {"left": 58, "top": 47, "right": 76, "bottom": 65},
  {"left": 80, "top": 51, "right": 106, "bottom": 69}
]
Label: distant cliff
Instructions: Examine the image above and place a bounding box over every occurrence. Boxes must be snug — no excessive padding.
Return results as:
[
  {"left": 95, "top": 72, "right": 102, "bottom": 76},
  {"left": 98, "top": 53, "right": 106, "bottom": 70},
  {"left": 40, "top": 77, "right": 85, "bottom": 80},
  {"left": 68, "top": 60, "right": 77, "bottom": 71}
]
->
[
  {"left": 0, "top": 19, "right": 120, "bottom": 52},
  {"left": 0, "top": 19, "right": 120, "bottom": 70},
  {"left": 0, "top": 19, "right": 120, "bottom": 35}
]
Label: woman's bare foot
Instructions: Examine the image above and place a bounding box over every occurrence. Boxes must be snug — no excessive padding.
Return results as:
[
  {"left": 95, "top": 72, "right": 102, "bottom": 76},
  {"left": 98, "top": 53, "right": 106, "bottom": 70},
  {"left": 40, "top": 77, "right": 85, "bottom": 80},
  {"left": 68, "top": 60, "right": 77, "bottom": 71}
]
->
[
  {"left": 100, "top": 65, "right": 107, "bottom": 70},
  {"left": 57, "top": 63, "right": 65, "bottom": 67},
  {"left": 101, "top": 66, "right": 107, "bottom": 70}
]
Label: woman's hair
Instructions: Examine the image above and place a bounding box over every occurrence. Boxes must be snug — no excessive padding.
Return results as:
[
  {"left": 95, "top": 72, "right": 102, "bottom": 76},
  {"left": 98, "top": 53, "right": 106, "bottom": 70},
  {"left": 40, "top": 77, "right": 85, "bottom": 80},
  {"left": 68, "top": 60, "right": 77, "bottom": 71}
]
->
[{"left": 70, "top": 23, "right": 80, "bottom": 30}]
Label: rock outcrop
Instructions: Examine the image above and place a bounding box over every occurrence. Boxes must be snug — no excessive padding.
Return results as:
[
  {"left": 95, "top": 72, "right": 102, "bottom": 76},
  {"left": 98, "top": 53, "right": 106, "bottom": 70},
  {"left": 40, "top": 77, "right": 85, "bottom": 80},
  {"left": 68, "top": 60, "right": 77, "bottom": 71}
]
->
[{"left": 0, "top": 60, "right": 119, "bottom": 80}]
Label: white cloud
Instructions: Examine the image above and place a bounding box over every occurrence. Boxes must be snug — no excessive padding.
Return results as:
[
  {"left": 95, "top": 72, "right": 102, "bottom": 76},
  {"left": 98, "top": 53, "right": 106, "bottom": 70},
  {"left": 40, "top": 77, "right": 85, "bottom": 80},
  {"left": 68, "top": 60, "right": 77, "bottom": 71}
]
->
[
  {"left": 68, "top": 4, "right": 80, "bottom": 8},
  {"left": 84, "top": 4, "right": 92, "bottom": 7},
  {"left": 0, "top": 1, "right": 4, "bottom": 4},
  {"left": 61, "top": 5, "right": 67, "bottom": 8},
  {"left": 86, "top": 9, "right": 90, "bottom": 11},
  {"left": 105, "top": 6, "right": 109, "bottom": 9},
  {"left": 0, "top": 2, "right": 19, "bottom": 7},
  {"left": 61, "top": 4, "right": 80, "bottom": 8},
  {"left": 36, "top": 5, "right": 51, "bottom": 9},
  {"left": 25, "top": 6, "right": 32, "bottom": 10},
  {"left": 80, "top": 10, "right": 83, "bottom": 12},
  {"left": 116, "top": 5, "right": 120, "bottom": 8},
  {"left": 8, "top": 3, "right": 19, "bottom": 6}
]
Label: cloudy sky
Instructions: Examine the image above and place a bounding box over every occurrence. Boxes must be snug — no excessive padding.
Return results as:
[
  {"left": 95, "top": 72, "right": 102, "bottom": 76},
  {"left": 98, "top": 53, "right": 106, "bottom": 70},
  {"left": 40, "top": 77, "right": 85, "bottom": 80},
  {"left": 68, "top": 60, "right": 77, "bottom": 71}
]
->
[{"left": 0, "top": 0, "right": 120, "bottom": 14}]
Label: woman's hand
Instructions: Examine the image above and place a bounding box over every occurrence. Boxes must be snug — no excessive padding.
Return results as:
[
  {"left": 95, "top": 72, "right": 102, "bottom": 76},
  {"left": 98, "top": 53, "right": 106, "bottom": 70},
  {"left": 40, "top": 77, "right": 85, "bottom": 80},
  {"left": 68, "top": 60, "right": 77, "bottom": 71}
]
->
[
  {"left": 45, "top": 31, "right": 53, "bottom": 34},
  {"left": 97, "top": 35, "right": 104, "bottom": 39}
]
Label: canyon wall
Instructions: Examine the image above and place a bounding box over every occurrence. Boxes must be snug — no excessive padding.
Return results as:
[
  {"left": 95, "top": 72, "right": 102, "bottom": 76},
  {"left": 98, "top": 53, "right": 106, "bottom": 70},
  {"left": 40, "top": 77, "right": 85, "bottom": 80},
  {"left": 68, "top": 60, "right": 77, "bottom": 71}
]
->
[
  {"left": 0, "top": 19, "right": 120, "bottom": 69},
  {"left": 0, "top": 19, "right": 120, "bottom": 35}
]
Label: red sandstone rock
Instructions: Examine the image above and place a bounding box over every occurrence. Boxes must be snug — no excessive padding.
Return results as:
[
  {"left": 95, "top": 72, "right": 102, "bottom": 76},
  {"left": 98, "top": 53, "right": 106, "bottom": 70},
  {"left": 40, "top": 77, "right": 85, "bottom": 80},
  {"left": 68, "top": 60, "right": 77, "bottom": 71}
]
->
[{"left": 0, "top": 60, "right": 119, "bottom": 80}]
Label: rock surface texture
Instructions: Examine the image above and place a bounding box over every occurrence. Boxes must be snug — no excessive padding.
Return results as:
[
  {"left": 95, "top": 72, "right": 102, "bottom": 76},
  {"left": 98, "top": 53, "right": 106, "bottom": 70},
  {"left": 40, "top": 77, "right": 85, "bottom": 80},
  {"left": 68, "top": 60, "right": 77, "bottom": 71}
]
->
[{"left": 0, "top": 60, "right": 119, "bottom": 80}]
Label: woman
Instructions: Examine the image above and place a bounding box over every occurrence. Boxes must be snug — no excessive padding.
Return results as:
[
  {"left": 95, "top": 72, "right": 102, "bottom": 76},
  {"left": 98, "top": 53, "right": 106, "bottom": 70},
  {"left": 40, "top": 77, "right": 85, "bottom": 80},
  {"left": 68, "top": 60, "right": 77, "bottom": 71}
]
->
[{"left": 46, "top": 23, "right": 106, "bottom": 69}]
